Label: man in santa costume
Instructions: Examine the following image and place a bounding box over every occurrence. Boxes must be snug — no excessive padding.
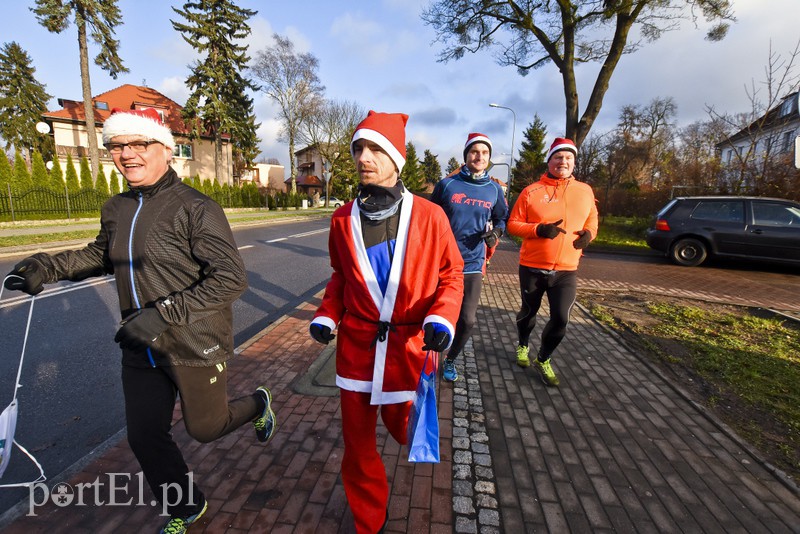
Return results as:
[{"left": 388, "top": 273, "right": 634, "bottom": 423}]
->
[{"left": 309, "top": 110, "right": 463, "bottom": 533}]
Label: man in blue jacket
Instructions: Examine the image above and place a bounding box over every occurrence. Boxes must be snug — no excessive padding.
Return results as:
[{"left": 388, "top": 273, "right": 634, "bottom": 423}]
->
[{"left": 431, "top": 133, "right": 508, "bottom": 381}]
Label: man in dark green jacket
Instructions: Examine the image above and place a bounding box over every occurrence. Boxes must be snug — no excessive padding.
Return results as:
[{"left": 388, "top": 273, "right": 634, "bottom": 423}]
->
[{"left": 4, "top": 108, "right": 277, "bottom": 534}]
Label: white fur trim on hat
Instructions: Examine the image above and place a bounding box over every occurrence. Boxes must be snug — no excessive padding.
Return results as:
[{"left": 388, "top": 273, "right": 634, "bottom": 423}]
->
[
  {"left": 351, "top": 129, "right": 406, "bottom": 173},
  {"left": 546, "top": 138, "right": 577, "bottom": 162},
  {"left": 102, "top": 109, "right": 175, "bottom": 149}
]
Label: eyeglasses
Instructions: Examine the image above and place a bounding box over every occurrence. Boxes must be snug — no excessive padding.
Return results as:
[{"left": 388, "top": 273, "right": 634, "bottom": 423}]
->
[{"left": 104, "top": 140, "right": 161, "bottom": 154}]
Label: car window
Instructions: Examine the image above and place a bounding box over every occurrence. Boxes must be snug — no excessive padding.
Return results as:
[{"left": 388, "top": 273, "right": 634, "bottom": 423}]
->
[
  {"left": 690, "top": 201, "right": 744, "bottom": 223},
  {"left": 752, "top": 201, "right": 800, "bottom": 226}
]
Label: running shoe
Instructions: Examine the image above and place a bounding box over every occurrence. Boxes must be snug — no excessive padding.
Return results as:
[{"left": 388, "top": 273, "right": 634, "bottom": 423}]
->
[
  {"left": 159, "top": 498, "right": 207, "bottom": 534},
  {"left": 535, "top": 358, "right": 560, "bottom": 387},
  {"left": 515, "top": 345, "right": 530, "bottom": 368},
  {"left": 254, "top": 386, "right": 276, "bottom": 443},
  {"left": 442, "top": 358, "right": 458, "bottom": 382}
]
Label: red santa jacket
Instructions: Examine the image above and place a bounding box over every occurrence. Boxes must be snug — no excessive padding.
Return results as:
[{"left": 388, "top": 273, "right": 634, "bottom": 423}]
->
[{"left": 312, "top": 189, "right": 464, "bottom": 405}]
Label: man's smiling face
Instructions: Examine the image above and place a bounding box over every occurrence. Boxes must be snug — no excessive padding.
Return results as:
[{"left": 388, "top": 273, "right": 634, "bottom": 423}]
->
[{"left": 109, "top": 135, "right": 171, "bottom": 188}]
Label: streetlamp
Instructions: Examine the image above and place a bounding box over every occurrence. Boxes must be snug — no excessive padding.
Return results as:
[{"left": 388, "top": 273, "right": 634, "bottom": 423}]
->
[{"left": 489, "top": 103, "right": 516, "bottom": 199}]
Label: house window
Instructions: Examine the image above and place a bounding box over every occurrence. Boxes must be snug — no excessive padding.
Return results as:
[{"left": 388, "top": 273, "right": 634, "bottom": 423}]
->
[
  {"left": 779, "top": 94, "right": 798, "bottom": 117},
  {"left": 95, "top": 101, "right": 109, "bottom": 110},
  {"left": 783, "top": 130, "right": 795, "bottom": 153},
  {"left": 173, "top": 143, "right": 193, "bottom": 159}
]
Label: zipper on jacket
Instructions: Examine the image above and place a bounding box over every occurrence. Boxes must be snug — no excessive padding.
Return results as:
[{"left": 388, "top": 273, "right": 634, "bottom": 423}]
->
[{"left": 128, "top": 192, "right": 155, "bottom": 368}]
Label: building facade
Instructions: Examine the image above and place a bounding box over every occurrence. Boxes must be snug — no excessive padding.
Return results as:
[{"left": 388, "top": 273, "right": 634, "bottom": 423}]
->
[{"left": 41, "top": 84, "right": 234, "bottom": 187}]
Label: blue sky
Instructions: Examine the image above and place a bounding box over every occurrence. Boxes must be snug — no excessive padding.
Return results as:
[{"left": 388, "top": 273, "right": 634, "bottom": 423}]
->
[{"left": 2, "top": 0, "right": 799, "bottom": 179}]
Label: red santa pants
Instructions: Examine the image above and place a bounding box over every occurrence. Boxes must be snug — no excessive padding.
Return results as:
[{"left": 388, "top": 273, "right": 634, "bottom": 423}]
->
[{"left": 340, "top": 389, "right": 412, "bottom": 534}]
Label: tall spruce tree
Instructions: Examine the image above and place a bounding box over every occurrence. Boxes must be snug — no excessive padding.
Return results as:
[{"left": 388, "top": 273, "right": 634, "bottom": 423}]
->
[
  {"left": 0, "top": 42, "right": 52, "bottom": 159},
  {"left": 172, "top": 0, "right": 260, "bottom": 184},
  {"left": 422, "top": 149, "right": 443, "bottom": 184},
  {"left": 401, "top": 142, "right": 425, "bottom": 193},
  {"left": 32, "top": 0, "right": 128, "bottom": 181},
  {"left": 512, "top": 115, "right": 548, "bottom": 195}
]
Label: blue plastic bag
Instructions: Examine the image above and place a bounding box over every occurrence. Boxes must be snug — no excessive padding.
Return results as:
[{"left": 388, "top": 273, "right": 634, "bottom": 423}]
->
[{"left": 407, "top": 351, "right": 440, "bottom": 463}]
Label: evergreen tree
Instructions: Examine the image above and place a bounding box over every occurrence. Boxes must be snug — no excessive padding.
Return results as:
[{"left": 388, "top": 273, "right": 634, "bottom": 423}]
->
[
  {"left": 31, "top": 150, "right": 49, "bottom": 188},
  {"left": 64, "top": 154, "right": 80, "bottom": 194},
  {"left": 512, "top": 115, "right": 548, "bottom": 195},
  {"left": 0, "top": 42, "right": 53, "bottom": 158},
  {"left": 12, "top": 149, "right": 31, "bottom": 190},
  {"left": 446, "top": 157, "right": 460, "bottom": 176},
  {"left": 33, "top": 0, "right": 128, "bottom": 181},
  {"left": 202, "top": 178, "right": 214, "bottom": 196},
  {"left": 401, "top": 142, "right": 425, "bottom": 193},
  {"left": 79, "top": 156, "right": 92, "bottom": 190},
  {"left": 422, "top": 149, "right": 443, "bottom": 184},
  {"left": 95, "top": 164, "right": 109, "bottom": 196},
  {"left": 49, "top": 156, "right": 64, "bottom": 191},
  {"left": 0, "top": 153, "right": 12, "bottom": 192},
  {"left": 172, "top": 0, "right": 260, "bottom": 184},
  {"left": 109, "top": 168, "right": 120, "bottom": 194},
  {"left": 191, "top": 174, "right": 202, "bottom": 190}
]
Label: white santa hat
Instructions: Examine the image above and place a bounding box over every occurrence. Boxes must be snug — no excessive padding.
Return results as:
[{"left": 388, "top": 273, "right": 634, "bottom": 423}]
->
[
  {"left": 350, "top": 110, "right": 408, "bottom": 172},
  {"left": 546, "top": 137, "right": 577, "bottom": 162},
  {"left": 102, "top": 107, "right": 175, "bottom": 149}
]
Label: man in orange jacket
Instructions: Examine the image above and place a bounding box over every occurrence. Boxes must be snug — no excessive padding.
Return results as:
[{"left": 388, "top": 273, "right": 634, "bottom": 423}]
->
[{"left": 506, "top": 137, "right": 598, "bottom": 386}]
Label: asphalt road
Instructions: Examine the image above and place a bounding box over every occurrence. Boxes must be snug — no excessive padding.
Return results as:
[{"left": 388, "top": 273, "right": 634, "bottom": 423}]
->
[{"left": 0, "top": 218, "right": 332, "bottom": 515}]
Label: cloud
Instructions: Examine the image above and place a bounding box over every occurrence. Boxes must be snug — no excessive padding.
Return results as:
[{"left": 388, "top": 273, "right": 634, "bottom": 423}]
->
[
  {"left": 381, "top": 83, "right": 434, "bottom": 100},
  {"left": 330, "top": 12, "right": 419, "bottom": 66},
  {"left": 245, "top": 17, "right": 275, "bottom": 55},
  {"left": 157, "top": 77, "right": 191, "bottom": 104},
  {"left": 413, "top": 107, "right": 458, "bottom": 127}
]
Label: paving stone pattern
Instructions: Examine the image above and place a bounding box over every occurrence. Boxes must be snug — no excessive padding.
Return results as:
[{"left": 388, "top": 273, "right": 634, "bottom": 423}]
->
[{"left": 2, "top": 243, "right": 798, "bottom": 533}]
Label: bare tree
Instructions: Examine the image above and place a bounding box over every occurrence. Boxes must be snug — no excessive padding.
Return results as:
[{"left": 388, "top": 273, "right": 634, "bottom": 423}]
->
[
  {"left": 422, "top": 0, "right": 733, "bottom": 147},
  {"left": 300, "top": 99, "right": 365, "bottom": 205},
  {"left": 250, "top": 34, "right": 325, "bottom": 193}
]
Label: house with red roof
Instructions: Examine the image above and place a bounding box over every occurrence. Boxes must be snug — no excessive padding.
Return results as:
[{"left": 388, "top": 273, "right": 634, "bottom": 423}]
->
[{"left": 41, "top": 84, "right": 236, "bottom": 187}]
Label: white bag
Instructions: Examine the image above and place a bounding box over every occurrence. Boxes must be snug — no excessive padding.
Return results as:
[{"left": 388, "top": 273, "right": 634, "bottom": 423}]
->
[
  {"left": 0, "top": 280, "right": 46, "bottom": 487},
  {"left": 0, "top": 400, "right": 18, "bottom": 478}
]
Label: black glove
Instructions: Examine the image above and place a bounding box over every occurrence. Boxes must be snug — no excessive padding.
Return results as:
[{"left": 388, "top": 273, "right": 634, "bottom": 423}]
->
[
  {"left": 536, "top": 219, "right": 566, "bottom": 240},
  {"left": 573, "top": 229, "right": 592, "bottom": 249},
  {"left": 310, "top": 322, "right": 335, "bottom": 344},
  {"left": 422, "top": 323, "right": 450, "bottom": 352},
  {"left": 480, "top": 228, "right": 502, "bottom": 249},
  {"left": 114, "top": 308, "right": 169, "bottom": 351},
  {"left": 4, "top": 258, "right": 46, "bottom": 296}
]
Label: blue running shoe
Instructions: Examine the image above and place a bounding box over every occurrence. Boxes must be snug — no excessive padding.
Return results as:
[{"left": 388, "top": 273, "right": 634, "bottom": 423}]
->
[{"left": 442, "top": 358, "right": 458, "bottom": 382}]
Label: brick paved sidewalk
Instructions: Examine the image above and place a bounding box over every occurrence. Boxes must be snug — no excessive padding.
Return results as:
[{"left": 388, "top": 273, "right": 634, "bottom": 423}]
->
[
  {"left": 2, "top": 300, "right": 455, "bottom": 533},
  {"left": 2, "top": 243, "right": 799, "bottom": 533}
]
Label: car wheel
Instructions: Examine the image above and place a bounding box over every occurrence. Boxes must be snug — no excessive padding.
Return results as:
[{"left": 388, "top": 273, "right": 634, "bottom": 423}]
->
[{"left": 669, "top": 238, "right": 708, "bottom": 267}]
